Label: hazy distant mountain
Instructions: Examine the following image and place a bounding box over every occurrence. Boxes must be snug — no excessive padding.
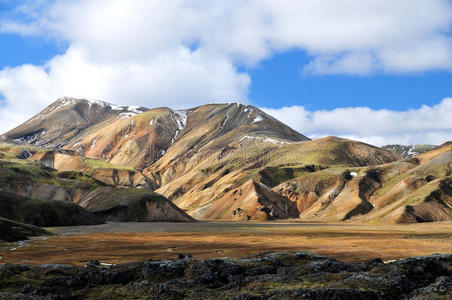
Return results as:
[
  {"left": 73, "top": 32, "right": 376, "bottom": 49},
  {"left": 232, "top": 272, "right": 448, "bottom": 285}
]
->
[
  {"left": 2, "top": 97, "right": 451, "bottom": 224},
  {"left": 383, "top": 144, "right": 437, "bottom": 158}
]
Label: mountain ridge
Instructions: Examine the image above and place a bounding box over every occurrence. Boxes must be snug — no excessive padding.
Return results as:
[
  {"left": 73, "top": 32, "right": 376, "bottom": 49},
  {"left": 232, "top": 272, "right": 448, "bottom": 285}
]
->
[{"left": 3, "top": 98, "right": 309, "bottom": 170}]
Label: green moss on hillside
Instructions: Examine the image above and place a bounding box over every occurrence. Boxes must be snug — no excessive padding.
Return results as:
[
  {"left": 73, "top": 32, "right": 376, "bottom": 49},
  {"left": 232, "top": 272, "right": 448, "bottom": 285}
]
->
[
  {"left": 0, "top": 191, "right": 103, "bottom": 226},
  {"left": 0, "top": 142, "right": 48, "bottom": 153},
  {"left": 89, "top": 188, "right": 195, "bottom": 222},
  {"left": 57, "top": 171, "right": 105, "bottom": 189},
  {"left": 0, "top": 216, "right": 50, "bottom": 242},
  {"left": 89, "top": 188, "right": 168, "bottom": 213},
  {"left": 0, "top": 160, "right": 53, "bottom": 183},
  {"left": 0, "top": 159, "right": 105, "bottom": 190},
  {"left": 258, "top": 165, "right": 325, "bottom": 188}
]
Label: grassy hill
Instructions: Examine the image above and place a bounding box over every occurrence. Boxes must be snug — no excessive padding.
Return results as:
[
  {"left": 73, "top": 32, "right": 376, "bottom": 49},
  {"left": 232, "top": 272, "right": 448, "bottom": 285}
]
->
[{"left": 0, "top": 216, "right": 50, "bottom": 242}]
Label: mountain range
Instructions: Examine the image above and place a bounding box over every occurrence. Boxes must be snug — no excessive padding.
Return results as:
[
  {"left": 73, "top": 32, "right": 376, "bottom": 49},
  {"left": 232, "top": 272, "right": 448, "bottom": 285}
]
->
[{"left": 0, "top": 97, "right": 451, "bottom": 236}]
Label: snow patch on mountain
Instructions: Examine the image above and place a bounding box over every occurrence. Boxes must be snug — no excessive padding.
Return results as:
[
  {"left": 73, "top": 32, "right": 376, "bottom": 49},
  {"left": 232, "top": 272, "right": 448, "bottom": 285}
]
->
[
  {"left": 252, "top": 115, "right": 263, "bottom": 123},
  {"left": 168, "top": 110, "right": 187, "bottom": 143},
  {"left": 57, "top": 97, "right": 77, "bottom": 106},
  {"left": 383, "top": 144, "right": 436, "bottom": 158},
  {"left": 240, "top": 135, "right": 290, "bottom": 145},
  {"left": 119, "top": 112, "right": 138, "bottom": 120},
  {"left": 90, "top": 138, "right": 97, "bottom": 149},
  {"left": 174, "top": 110, "right": 188, "bottom": 131},
  {"left": 221, "top": 113, "right": 230, "bottom": 128},
  {"left": 86, "top": 98, "right": 110, "bottom": 109},
  {"left": 112, "top": 105, "right": 145, "bottom": 119}
]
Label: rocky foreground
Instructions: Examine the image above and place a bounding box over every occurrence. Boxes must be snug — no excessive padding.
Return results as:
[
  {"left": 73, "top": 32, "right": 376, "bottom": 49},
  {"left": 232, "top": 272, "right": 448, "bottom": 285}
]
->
[{"left": 0, "top": 252, "right": 451, "bottom": 299}]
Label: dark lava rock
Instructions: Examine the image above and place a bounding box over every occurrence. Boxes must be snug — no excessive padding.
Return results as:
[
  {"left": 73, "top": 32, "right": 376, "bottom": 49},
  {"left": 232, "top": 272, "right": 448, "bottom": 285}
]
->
[
  {"left": 187, "top": 258, "right": 244, "bottom": 287},
  {"left": 0, "top": 252, "right": 451, "bottom": 299},
  {"left": 409, "top": 276, "right": 452, "bottom": 299},
  {"left": 304, "top": 258, "right": 360, "bottom": 273},
  {"left": 85, "top": 260, "right": 101, "bottom": 268}
]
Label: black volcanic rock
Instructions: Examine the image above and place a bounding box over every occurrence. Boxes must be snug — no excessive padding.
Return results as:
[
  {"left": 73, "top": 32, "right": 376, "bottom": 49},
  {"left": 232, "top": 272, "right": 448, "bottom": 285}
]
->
[{"left": 0, "top": 252, "right": 451, "bottom": 299}]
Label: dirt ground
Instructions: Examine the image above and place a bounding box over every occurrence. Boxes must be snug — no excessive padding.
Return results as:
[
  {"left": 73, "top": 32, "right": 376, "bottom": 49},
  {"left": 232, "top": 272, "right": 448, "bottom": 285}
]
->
[{"left": 1, "top": 220, "right": 451, "bottom": 265}]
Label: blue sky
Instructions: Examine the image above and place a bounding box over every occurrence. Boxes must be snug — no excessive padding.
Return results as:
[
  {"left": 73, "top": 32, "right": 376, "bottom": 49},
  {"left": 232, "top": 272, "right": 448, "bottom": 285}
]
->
[
  {"left": 245, "top": 51, "right": 452, "bottom": 111},
  {"left": 0, "top": 0, "right": 451, "bottom": 145},
  {"left": 0, "top": 34, "right": 62, "bottom": 68}
]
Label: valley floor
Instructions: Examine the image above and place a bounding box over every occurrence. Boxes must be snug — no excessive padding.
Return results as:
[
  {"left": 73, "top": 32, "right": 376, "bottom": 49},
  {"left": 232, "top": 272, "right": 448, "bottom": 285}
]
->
[{"left": 1, "top": 220, "right": 452, "bottom": 265}]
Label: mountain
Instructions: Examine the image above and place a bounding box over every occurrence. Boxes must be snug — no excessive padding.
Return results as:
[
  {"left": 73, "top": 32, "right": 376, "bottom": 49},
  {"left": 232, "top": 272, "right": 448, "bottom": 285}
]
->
[
  {"left": 8, "top": 97, "right": 448, "bottom": 224},
  {"left": 151, "top": 135, "right": 399, "bottom": 220},
  {"left": 383, "top": 144, "right": 437, "bottom": 158},
  {"left": 3, "top": 98, "right": 309, "bottom": 170},
  {"left": 274, "top": 142, "right": 452, "bottom": 223}
]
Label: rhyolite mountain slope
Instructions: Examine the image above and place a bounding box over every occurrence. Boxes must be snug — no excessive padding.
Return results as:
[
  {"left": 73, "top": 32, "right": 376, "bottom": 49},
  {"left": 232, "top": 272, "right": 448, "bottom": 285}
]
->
[
  {"left": 151, "top": 135, "right": 399, "bottom": 220},
  {"left": 276, "top": 142, "right": 452, "bottom": 223},
  {"left": 5, "top": 97, "right": 451, "bottom": 223},
  {"left": 4, "top": 98, "right": 309, "bottom": 170}
]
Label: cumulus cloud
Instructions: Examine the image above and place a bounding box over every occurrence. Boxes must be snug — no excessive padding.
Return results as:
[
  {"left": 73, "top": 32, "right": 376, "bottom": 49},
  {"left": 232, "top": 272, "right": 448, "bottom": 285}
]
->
[
  {"left": 262, "top": 98, "right": 452, "bottom": 146},
  {"left": 6, "top": 0, "right": 452, "bottom": 69},
  {"left": 0, "top": 0, "right": 452, "bottom": 140}
]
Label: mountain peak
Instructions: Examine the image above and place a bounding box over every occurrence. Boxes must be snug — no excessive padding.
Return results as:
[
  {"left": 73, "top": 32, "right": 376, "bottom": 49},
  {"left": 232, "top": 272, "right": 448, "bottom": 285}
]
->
[
  {"left": 47, "top": 97, "right": 112, "bottom": 111},
  {"left": 2, "top": 98, "right": 310, "bottom": 159},
  {"left": 4, "top": 97, "right": 145, "bottom": 147},
  {"left": 49, "top": 97, "right": 148, "bottom": 116}
]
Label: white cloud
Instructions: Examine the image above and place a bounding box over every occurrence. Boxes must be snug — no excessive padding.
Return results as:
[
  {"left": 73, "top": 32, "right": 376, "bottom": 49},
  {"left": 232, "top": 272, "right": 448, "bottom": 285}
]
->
[
  {"left": 0, "top": 45, "right": 250, "bottom": 130},
  {"left": 7, "top": 0, "right": 452, "bottom": 69},
  {"left": 0, "top": 0, "right": 452, "bottom": 136},
  {"left": 262, "top": 98, "right": 452, "bottom": 146}
]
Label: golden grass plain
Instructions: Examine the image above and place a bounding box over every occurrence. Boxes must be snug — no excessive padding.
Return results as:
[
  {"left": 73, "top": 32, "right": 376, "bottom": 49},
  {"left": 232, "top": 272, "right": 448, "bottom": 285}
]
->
[{"left": 1, "top": 220, "right": 451, "bottom": 266}]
